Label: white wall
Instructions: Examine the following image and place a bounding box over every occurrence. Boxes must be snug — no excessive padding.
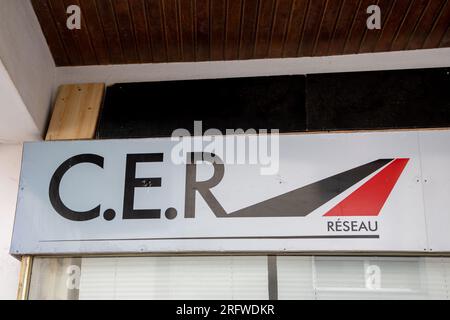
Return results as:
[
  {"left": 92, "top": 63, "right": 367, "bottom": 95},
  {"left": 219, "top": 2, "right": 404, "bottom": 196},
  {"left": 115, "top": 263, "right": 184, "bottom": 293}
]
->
[
  {"left": 0, "top": 0, "right": 53, "bottom": 300},
  {"left": 0, "top": 60, "right": 41, "bottom": 143},
  {"left": 0, "top": 0, "right": 55, "bottom": 139},
  {"left": 0, "top": 144, "right": 22, "bottom": 299},
  {"left": 57, "top": 48, "right": 450, "bottom": 85}
]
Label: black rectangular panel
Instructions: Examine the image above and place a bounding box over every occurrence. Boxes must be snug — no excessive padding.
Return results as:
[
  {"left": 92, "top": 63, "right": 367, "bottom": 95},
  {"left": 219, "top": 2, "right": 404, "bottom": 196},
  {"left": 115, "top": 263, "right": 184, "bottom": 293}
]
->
[
  {"left": 96, "top": 75, "right": 307, "bottom": 139},
  {"left": 306, "top": 68, "right": 450, "bottom": 131}
]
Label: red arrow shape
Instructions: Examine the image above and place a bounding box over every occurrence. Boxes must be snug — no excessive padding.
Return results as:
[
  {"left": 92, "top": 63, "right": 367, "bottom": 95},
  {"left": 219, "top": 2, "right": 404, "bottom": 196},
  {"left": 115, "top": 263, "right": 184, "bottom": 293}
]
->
[{"left": 324, "top": 158, "right": 409, "bottom": 217}]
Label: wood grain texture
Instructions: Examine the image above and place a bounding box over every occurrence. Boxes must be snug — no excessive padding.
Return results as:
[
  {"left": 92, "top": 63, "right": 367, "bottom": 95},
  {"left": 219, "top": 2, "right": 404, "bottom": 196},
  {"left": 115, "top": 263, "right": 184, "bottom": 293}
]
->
[
  {"left": 95, "top": 0, "right": 125, "bottom": 63},
  {"left": 239, "top": 0, "right": 259, "bottom": 59},
  {"left": 17, "top": 256, "right": 32, "bottom": 300},
  {"left": 78, "top": 0, "right": 111, "bottom": 64},
  {"left": 147, "top": 0, "right": 167, "bottom": 62},
  {"left": 32, "top": 0, "right": 450, "bottom": 65},
  {"left": 224, "top": 0, "right": 243, "bottom": 60},
  {"left": 253, "top": 0, "right": 276, "bottom": 58},
  {"left": 390, "top": 0, "right": 429, "bottom": 51},
  {"left": 343, "top": 0, "right": 373, "bottom": 55},
  {"left": 63, "top": 0, "right": 98, "bottom": 65},
  {"left": 210, "top": 0, "right": 227, "bottom": 60},
  {"left": 359, "top": 0, "right": 395, "bottom": 53},
  {"left": 112, "top": 0, "right": 140, "bottom": 63},
  {"left": 299, "top": 0, "right": 326, "bottom": 56},
  {"left": 46, "top": 83, "right": 105, "bottom": 141},
  {"left": 423, "top": 0, "right": 450, "bottom": 48},
  {"left": 283, "top": 0, "right": 309, "bottom": 57},
  {"left": 407, "top": 0, "right": 447, "bottom": 50},
  {"left": 31, "top": 0, "right": 70, "bottom": 65},
  {"left": 195, "top": 0, "right": 211, "bottom": 60},
  {"left": 162, "top": 0, "right": 182, "bottom": 61},
  {"left": 129, "top": 0, "right": 153, "bottom": 62},
  {"left": 313, "top": 0, "right": 343, "bottom": 56},
  {"left": 47, "top": 0, "right": 84, "bottom": 65},
  {"left": 375, "top": 0, "right": 412, "bottom": 52},
  {"left": 269, "top": 0, "right": 293, "bottom": 58},
  {"left": 328, "top": 0, "right": 360, "bottom": 55},
  {"left": 178, "top": 0, "right": 196, "bottom": 61}
]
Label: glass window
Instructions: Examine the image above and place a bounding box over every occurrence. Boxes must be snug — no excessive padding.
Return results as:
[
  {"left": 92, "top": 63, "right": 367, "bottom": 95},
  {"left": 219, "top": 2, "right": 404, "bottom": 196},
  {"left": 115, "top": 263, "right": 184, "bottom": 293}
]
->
[
  {"left": 277, "top": 256, "right": 450, "bottom": 300},
  {"left": 29, "top": 256, "right": 269, "bottom": 300},
  {"left": 28, "top": 255, "right": 450, "bottom": 300}
]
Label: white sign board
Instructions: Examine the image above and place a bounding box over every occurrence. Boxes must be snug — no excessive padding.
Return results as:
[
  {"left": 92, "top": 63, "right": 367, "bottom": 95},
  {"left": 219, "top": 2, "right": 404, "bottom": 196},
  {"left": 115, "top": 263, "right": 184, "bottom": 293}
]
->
[{"left": 10, "top": 130, "right": 450, "bottom": 255}]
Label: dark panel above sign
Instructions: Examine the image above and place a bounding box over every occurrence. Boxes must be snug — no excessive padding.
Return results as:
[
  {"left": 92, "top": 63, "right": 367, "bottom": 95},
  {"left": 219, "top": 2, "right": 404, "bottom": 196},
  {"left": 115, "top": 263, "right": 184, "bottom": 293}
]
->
[
  {"left": 96, "top": 68, "right": 450, "bottom": 139},
  {"left": 306, "top": 67, "right": 450, "bottom": 131},
  {"left": 96, "top": 75, "right": 306, "bottom": 139}
]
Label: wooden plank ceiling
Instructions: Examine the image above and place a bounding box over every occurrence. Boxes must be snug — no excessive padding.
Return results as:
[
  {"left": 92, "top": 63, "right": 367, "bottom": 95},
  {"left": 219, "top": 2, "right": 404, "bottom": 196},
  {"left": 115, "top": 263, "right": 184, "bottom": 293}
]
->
[{"left": 32, "top": 0, "right": 450, "bottom": 66}]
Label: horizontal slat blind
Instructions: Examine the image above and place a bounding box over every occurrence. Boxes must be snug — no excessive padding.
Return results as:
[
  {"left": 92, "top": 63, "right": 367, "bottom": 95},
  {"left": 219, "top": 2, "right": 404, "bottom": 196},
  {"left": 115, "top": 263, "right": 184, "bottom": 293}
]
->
[
  {"left": 29, "top": 256, "right": 450, "bottom": 300},
  {"left": 79, "top": 256, "right": 268, "bottom": 300},
  {"left": 277, "top": 257, "right": 450, "bottom": 300}
]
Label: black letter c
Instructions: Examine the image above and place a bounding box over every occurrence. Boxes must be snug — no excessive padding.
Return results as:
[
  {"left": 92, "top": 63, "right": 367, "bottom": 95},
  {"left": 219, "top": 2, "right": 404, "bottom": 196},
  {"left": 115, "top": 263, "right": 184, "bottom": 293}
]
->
[{"left": 49, "top": 154, "right": 104, "bottom": 221}]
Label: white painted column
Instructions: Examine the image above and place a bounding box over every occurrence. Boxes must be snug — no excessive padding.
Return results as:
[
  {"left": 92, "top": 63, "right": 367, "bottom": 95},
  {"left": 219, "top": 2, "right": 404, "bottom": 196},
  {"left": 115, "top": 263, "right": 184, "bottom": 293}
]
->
[{"left": 0, "top": 143, "right": 23, "bottom": 299}]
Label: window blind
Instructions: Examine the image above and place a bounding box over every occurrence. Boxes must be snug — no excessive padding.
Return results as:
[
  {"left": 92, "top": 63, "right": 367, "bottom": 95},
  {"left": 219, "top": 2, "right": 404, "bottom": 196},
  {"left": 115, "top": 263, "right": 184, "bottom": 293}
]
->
[
  {"left": 29, "top": 256, "right": 450, "bottom": 300},
  {"left": 78, "top": 256, "right": 269, "bottom": 300}
]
